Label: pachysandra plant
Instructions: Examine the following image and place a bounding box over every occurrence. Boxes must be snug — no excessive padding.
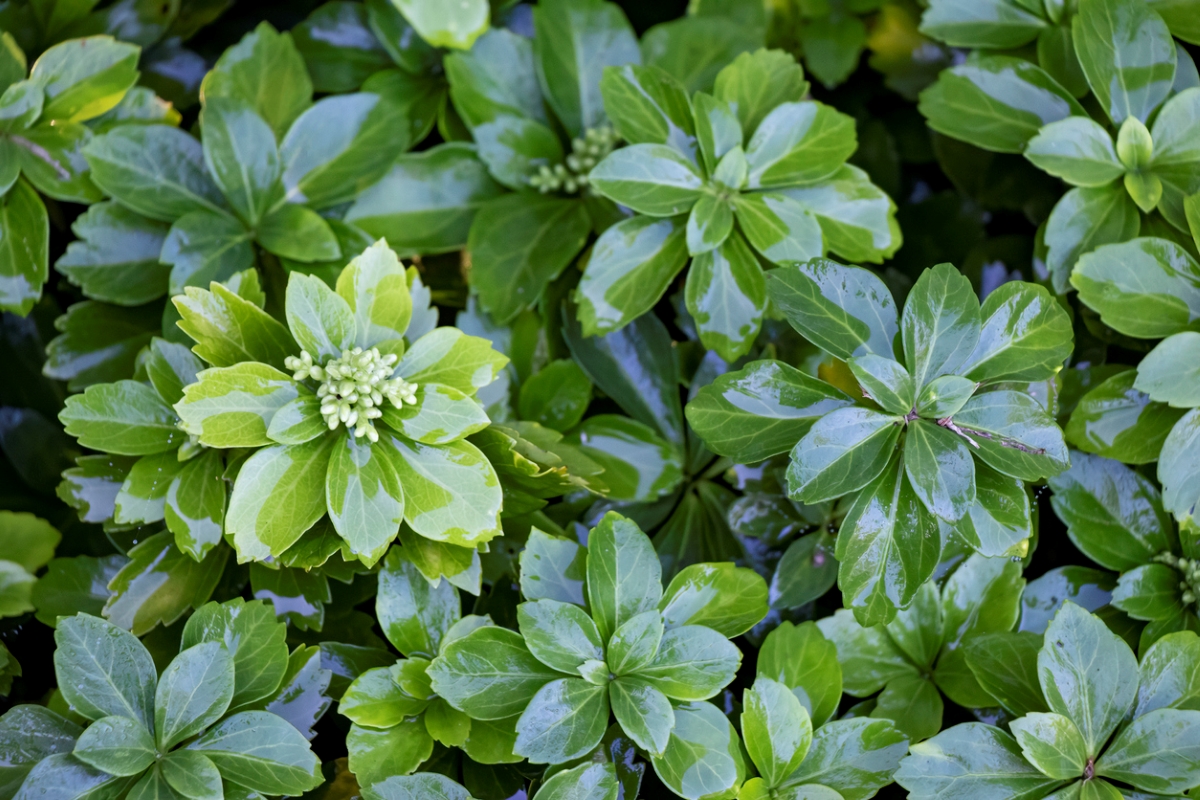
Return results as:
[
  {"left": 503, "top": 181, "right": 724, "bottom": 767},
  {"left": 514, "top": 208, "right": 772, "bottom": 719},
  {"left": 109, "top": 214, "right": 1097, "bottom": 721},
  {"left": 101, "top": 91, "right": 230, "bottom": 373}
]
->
[
  {"left": 440, "top": 0, "right": 640, "bottom": 323},
  {"left": 0, "top": 512, "right": 58, "bottom": 693},
  {"left": 896, "top": 602, "right": 1200, "bottom": 799},
  {"left": 0, "top": 34, "right": 140, "bottom": 315},
  {"left": 5, "top": 602, "right": 325, "bottom": 800},
  {"left": 340, "top": 552, "right": 516, "bottom": 786},
  {"left": 171, "top": 240, "right": 507, "bottom": 565},
  {"left": 819, "top": 553, "right": 1025, "bottom": 741},
  {"left": 360, "top": 761, "right": 623, "bottom": 800},
  {"left": 427, "top": 514, "right": 767, "bottom": 797},
  {"left": 1070, "top": 223, "right": 1200, "bottom": 523},
  {"left": 79, "top": 22, "right": 409, "bottom": 302},
  {"left": 582, "top": 47, "right": 901, "bottom": 360},
  {"left": 745, "top": 620, "right": 910, "bottom": 800},
  {"left": 688, "top": 258, "right": 1072, "bottom": 623},
  {"left": 919, "top": 0, "right": 1200, "bottom": 291},
  {"left": 1050, "top": 451, "right": 1200, "bottom": 649}
]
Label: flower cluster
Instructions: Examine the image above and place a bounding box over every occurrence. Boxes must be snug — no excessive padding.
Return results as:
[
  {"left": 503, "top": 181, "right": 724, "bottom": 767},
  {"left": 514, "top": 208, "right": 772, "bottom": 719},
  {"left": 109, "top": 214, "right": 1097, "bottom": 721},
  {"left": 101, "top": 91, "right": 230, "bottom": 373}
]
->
[
  {"left": 286, "top": 347, "right": 418, "bottom": 442},
  {"left": 1155, "top": 552, "right": 1200, "bottom": 606},
  {"left": 528, "top": 126, "right": 619, "bottom": 194}
]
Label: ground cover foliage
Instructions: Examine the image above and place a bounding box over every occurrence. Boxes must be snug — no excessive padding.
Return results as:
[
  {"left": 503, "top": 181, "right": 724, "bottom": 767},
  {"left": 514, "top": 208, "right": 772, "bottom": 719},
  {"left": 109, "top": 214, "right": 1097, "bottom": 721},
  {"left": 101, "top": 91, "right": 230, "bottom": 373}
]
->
[{"left": 1, "top": 0, "right": 1200, "bottom": 798}]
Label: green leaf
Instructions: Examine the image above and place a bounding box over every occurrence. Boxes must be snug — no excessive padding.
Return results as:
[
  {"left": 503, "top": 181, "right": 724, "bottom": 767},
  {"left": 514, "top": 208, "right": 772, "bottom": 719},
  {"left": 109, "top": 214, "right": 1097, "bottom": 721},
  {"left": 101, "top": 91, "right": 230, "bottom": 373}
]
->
[
  {"left": 636, "top": 625, "right": 741, "bottom": 701},
  {"left": 29, "top": 37, "right": 139, "bottom": 123},
  {"left": 919, "top": 0, "right": 1048, "bottom": 48},
  {"left": 685, "top": 359, "right": 852, "bottom": 463},
  {"left": 519, "top": 529, "right": 587, "bottom": 607},
  {"left": 12, "top": 753, "right": 135, "bottom": 800},
  {"left": 325, "top": 435, "right": 403, "bottom": 566},
  {"left": 105, "top": 533, "right": 227, "bottom": 636},
  {"left": 513, "top": 677, "right": 608, "bottom": 764},
  {"left": 531, "top": 762, "right": 618, "bottom": 800},
  {"left": 379, "top": 551, "right": 458, "bottom": 657},
  {"left": 279, "top": 92, "right": 409, "bottom": 209},
  {"left": 72, "top": 715, "right": 156, "bottom": 777},
  {"left": 54, "top": 202, "right": 170, "bottom": 306},
  {"left": 159, "top": 751, "right": 221, "bottom": 800},
  {"left": 962, "top": 281, "right": 1073, "bottom": 383},
  {"left": 918, "top": 55, "right": 1085, "bottom": 154},
  {"left": 1038, "top": 602, "right": 1137, "bottom": 754},
  {"left": 916, "top": 375, "right": 977, "bottom": 419},
  {"left": 517, "top": 599, "right": 604, "bottom": 674},
  {"left": 334, "top": 239, "right": 411, "bottom": 348},
  {"left": 902, "top": 263, "right": 981, "bottom": 390},
  {"left": 162, "top": 450, "right": 227, "bottom": 561},
  {"left": 1149, "top": 88, "right": 1200, "bottom": 231},
  {"left": 182, "top": 599, "right": 289, "bottom": 710},
  {"left": 381, "top": 436, "right": 502, "bottom": 548},
  {"left": 733, "top": 191, "right": 823, "bottom": 265},
  {"left": 1135, "top": 630, "right": 1200, "bottom": 716},
  {"left": 576, "top": 214, "right": 688, "bottom": 337},
  {"left": 756, "top": 621, "right": 842, "bottom": 727},
  {"left": 346, "top": 717, "right": 432, "bottom": 787},
  {"left": 256, "top": 203, "right": 341, "bottom": 263},
  {"left": 895, "top": 722, "right": 1065, "bottom": 799},
  {"left": 362, "top": 773, "right": 472, "bottom": 800},
  {"left": 871, "top": 674, "right": 943, "bottom": 743},
  {"left": 589, "top": 144, "right": 705, "bottom": 216},
  {"left": 54, "top": 614, "right": 156, "bottom": 730},
  {"left": 176, "top": 363, "right": 300, "bottom": 449},
  {"left": 518, "top": 359, "right": 592, "bottom": 432},
  {"left": 963, "top": 631, "right": 1049, "bottom": 718},
  {"left": 292, "top": 2, "right": 390, "bottom": 93},
  {"left": 950, "top": 390, "right": 1070, "bottom": 481},
  {"left": 651, "top": 700, "right": 747, "bottom": 800},
  {"left": 713, "top": 49, "right": 808, "bottom": 142},
  {"left": 428, "top": 626, "right": 559, "bottom": 720},
  {"left": 775, "top": 165, "right": 901, "bottom": 264},
  {"left": 396, "top": 327, "right": 508, "bottom": 397},
  {"left": 786, "top": 407, "right": 902, "bottom": 504},
  {"left": 146, "top": 339, "right": 204, "bottom": 408},
  {"left": 1073, "top": 237, "right": 1200, "bottom": 340},
  {"left": 1024, "top": 117, "right": 1124, "bottom": 187},
  {"left": 608, "top": 677, "right": 672, "bottom": 757},
  {"left": 1072, "top": 0, "right": 1176, "bottom": 124},
  {"left": 659, "top": 563, "right": 767, "bottom": 638},
  {"left": 744, "top": 101, "right": 855, "bottom": 189},
  {"left": 113, "top": 451, "right": 184, "bottom": 526},
  {"left": 189, "top": 711, "right": 320, "bottom": 795},
  {"left": 642, "top": 15, "right": 760, "bottom": 94},
  {"left": 600, "top": 64, "right": 695, "bottom": 158},
  {"left": 685, "top": 228, "right": 766, "bottom": 361},
  {"left": 199, "top": 97, "right": 280, "bottom": 230},
  {"left": 1111, "top": 563, "right": 1184, "bottom": 620},
  {"left": 444, "top": 29, "right": 543, "bottom": 128},
  {"left": 1048, "top": 451, "right": 1174, "bottom": 571},
  {"left": 905, "top": 419, "right": 976, "bottom": 522},
  {"left": 469, "top": 194, "right": 591, "bottom": 323},
  {"left": 1064, "top": 371, "right": 1183, "bottom": 464},
  {"left": 60, "top": 380, "right": 183, "bottom": 456},
  {"left": 1045, "top": 184, "right": 1141, "bottom": 294},
  {"left": 783, "top": 717, "right": 907, "bottom": 800},
  {"left": 174, "top": 282, "right": 296, "bottom": 370},
  {"left": 834, "top": 458, "right": 942, "bottom": 625},
  {"left": 765, "top": 259, "right": 898, "bottom": 361},
  {"left": 84, "top": 125, "right": 228, "bottom": 223},
  {"left": 1136, "top": 331, "right": 1200, "bottom": 408},
  {"left": 586, "top": 512, "right": 662, "bottom": 642},
  {"left": 161, "top": 211, "right": 256, "bottom": 294},
  {"left": 685, "top": 194, "right": 733, "bottom": 256},
  {"left": 1160, "top": 407, "right": 1200, "bottom": 519},
  {"left": 201, "top": 23, "right": 313, "bottom": 141},
  {"left": 743, "top": 677, "right": 811, "bottom": 787},
  {"left": 227, "top": 436, "right": 336, "bottom": 561},
  {"left": 691, "top": 92, "right": 742, "bottom": 174},
  {"left": 0, "top": 178, "right": 47, "bottom": 316},
  {"left": 1095, "top": 707, "right": 1200, "bottom": 793},
  {"left": 392, "top": 0, "right": 488, "bottom": 50},
  {"left": 285, "top": 272, "right": 354, "bottom": 361},
  {"left": 346, "top": 144, "right": 503, "bottom": 256},
  {"left": 605, "top": 610, "right": 664, "bottom": 676},
  {"left": 341, "top": 666, "right": 428, "bottom": 729},
  {"left": 155, "top": 642, "right": 234, "bottom": 751},
  {"left": 532, "top": 0, "right": 639, "bottom": 138}
]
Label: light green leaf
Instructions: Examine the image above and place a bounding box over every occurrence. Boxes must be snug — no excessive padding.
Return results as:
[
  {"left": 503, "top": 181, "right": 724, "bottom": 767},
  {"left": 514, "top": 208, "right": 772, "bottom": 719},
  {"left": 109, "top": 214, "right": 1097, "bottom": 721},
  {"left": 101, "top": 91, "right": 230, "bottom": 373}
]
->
[
  {"left": 334, "top": 239, "right": 411, "bottom": 348},
  {"left": 200, "top": 97, "right": 280, "bottom": 227},
  {"left": 586, "top": 512, "right": 662, "bottom": 642},
  {"left": 919, "top": 0, "right": 1048, "bottom": 48},
  {"left": 165, "top": 450, "right": 227, "bottom": 561},
  {"left": 637, "top": 625, "right": 741, "bottom": 701},
  {"left": 600, "top": 64, "right": 696, "bottom": 158},
  {"left": 60, "top": 380, "right": 183, "bottom": 456},
  {"left": 902, "top": 263, "right": 981, "bottom": 390},
  {"left": 1072, "top": 237, "right": 1200, "bottom": 340},
  {"left": 743, "top": 677, "right": 811, "bottom": 787},
  {"left": 776, "top": 165, "right": 901, "bottom": 264},
  {"left": 162, "top": 211, "right": 256, "bottom": 295},
  {"left": 712, "top": 49, "right": 808, "bottom": 141},
  {"left": 517, "top": 599, "right": 604, "bottom": 674},
  {"left": 176, "top": 363, "right": 300, "bottom": 449},
  {"left": 54, "top": 202, "right": 171, "bottom": 307},
  {"left": 1160, "top": 407, "right": 1200, "bottom": 519},
  {"left": 72, "top": 715, "right": 156, "bottom": 777},
  {"left": 576, "top": 214, "right": 688, "bottom": 337},
  {"left": 745, "top": 101, "right": 856, "bottom": 189},
  {"left": 1024, "top": 117, "right": 1124, "bottom": 187},
  {"left": 685, "top": 228, "right": 766, "bottom": 361},
  {"left": 105, "top": 533, "right": 227, "bottom": 636},
  {"left": 1072, "top": 0, "right": 1176, "bottom": 124},
  {"left": 514, "top": 677, "right": 608, "bottom": 764},
  {"left": 396, "top": 327, "right": 508, "bottom": 397},
  {"left": 325, "top": 435, "right": 403, "bottom": 566},
  {"left": 1045, "top": 184, "right": 1141, "bottom": 294},
  {"left": 519, "top": 529, "right": 587, "bottom": 607},
  {"left": 895, "top": 722, "right": 1064, "bottom": 799},
  {"left": 392, "top": 0, "right": 488, "bottom": 50},
  {"left": 174, "top": 282, "right": 298, "bottom": 371},
  {"left": 428, "top": 626, "right": 559, "bottom": 720},
  {"left": 189, "top": 711, "right": 320, "bottom": 795},
  {"left": 905, "top": 419, "right": 975, "bottom": 522},
  {"left": 1095, "top": 707, "right": 1200, "bottom": 794},
  {"left": 733, "top": 191, "right": 824, "bottom": 264},
  {"left": 1135, "top": 331, "right": 1200, "bottom": 407},
  {"left": 29, "top": 37, "right": 139, "bottom": 122},
  {"left": 227, "top": 436, "right": 336, "bottom": 561},
  {"left": 381, "top": 435, "right": 502, "bottom": 549},
  {"left": 155, "top": 642, "right": 234, "bottom": 751},
  {"left": 651, "top": 700, "right": 748, "bottom": 800},
  {"left": 0, "top": 178, "right": 48, "bottom": 316},
  {"left": 659, "top": 562, "right": 766, "bottom": 638},
  {"left": 588, "top": 144, "right": 705, "bottom": 216},
  {"left": 950, "top": 390, "right": 1070, "bottom": 481},
  {"left": 961, "top": 281, "right": 1073, "bottom": 383}
]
